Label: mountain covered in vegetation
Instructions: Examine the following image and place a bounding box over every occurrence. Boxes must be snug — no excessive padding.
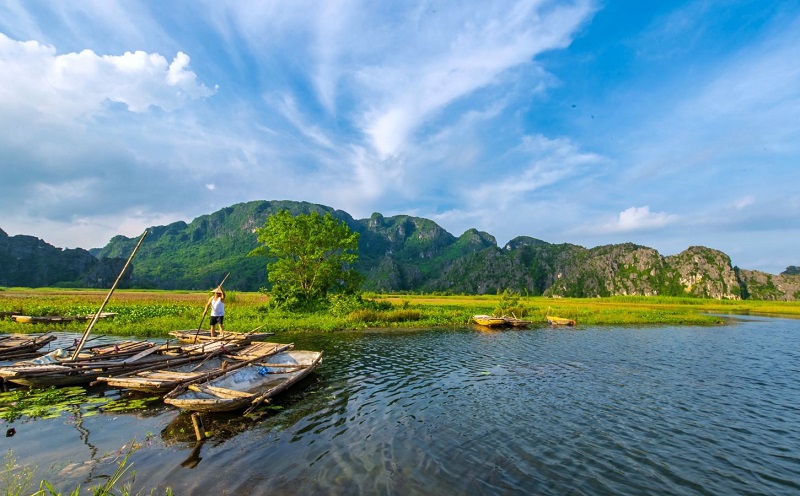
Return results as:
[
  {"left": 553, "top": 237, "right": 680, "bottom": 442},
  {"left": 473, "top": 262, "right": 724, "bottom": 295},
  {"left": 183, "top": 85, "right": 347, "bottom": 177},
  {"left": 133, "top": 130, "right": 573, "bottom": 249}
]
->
[
  {"left": 3, "top": 201, "right": 799, "bottom": 300},
  {"left": 0, "top": 228, "right": 128, "bottom": 288}
]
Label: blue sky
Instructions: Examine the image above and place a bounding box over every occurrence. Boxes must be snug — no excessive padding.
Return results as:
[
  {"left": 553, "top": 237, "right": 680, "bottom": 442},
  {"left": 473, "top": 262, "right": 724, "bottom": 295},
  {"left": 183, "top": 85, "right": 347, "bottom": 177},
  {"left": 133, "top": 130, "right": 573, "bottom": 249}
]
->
[{"left": 1, "top": 0, "right": 798, "bottom": 274}]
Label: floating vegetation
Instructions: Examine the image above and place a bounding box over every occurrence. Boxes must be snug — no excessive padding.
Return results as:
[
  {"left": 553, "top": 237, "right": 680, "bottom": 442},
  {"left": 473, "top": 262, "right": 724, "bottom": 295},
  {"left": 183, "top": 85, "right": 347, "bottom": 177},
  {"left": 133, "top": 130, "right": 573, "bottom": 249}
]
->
[
  {"left": 0, "top": 386, "right": 161, "bottom": 423},
  {"left": 99, "top": 395, "right": 162, "bottom": 413},
  {"left": 0, "top": 386, "right": 89, "bottom": 423}
]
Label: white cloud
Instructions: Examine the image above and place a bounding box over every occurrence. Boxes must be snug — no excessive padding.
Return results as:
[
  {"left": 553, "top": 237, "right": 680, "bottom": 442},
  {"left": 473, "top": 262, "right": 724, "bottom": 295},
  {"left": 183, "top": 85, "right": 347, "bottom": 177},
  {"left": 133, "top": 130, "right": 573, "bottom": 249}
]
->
[
  {"left": 614, "top": 206, "right": 677, "bottom": 232},
  {"left": 0, "top": 33, "right": 214, "bottom": 121}
]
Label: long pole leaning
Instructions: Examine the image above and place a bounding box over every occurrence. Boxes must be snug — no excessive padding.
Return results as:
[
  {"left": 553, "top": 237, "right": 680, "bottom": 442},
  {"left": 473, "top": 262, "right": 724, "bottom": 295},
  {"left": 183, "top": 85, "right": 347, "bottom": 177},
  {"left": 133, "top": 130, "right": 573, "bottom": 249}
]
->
[{"left": 71, "top": 230, "right": 149, "bottom": 361}]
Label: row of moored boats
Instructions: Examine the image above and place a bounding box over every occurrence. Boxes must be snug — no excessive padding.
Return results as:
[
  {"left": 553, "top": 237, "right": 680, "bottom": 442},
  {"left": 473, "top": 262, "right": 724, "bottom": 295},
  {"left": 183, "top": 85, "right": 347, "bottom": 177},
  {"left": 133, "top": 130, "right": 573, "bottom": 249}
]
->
[{"left": 0, "top": 330, "right": 322, "bottom": 414}]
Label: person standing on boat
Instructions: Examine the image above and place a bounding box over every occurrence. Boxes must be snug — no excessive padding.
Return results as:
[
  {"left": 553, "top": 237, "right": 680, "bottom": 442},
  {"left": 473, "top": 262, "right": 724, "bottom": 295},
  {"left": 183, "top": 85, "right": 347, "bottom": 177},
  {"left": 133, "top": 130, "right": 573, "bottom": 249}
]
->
[{"left": 206, "top": 287, "right": 225, "bottom": 337}]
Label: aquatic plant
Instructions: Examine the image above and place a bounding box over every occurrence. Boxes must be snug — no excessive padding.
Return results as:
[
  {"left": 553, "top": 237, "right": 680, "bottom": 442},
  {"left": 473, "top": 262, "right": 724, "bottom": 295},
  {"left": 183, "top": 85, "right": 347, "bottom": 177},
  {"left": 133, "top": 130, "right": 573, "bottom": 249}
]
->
[{"left": 0, "top": 387, "right": 161, "bottom": 424}]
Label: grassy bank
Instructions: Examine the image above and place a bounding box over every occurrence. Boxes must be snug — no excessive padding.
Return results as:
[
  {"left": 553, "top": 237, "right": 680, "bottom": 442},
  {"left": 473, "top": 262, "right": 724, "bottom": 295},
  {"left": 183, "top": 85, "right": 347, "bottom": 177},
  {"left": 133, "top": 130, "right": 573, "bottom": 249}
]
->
[{"left": 2, "top": 288, "right": 799, "bottom": 336}]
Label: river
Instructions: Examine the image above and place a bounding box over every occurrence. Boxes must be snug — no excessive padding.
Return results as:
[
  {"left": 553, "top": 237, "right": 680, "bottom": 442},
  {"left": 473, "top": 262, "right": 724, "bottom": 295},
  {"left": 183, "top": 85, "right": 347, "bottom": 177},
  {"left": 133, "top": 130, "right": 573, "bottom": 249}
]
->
[{"left": 2, "top": 316, "right": 799, "bottom": 495}]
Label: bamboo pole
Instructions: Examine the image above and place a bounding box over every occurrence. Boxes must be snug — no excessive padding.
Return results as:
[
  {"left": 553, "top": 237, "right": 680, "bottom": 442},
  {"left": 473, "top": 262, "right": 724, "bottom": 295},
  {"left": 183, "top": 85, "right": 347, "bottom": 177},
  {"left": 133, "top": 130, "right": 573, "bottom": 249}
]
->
[
  {"left": 191, "top": 413, "right": 205, "bottom": 441},
  {"left": 71, "top": 230, "right": 148, "bottom": 361}
]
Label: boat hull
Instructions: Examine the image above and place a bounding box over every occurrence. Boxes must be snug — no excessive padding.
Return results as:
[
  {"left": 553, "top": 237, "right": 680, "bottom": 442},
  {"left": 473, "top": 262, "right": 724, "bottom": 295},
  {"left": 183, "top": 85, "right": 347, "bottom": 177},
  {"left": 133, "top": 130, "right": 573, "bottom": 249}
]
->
[
  {"left": 0, "top": 341, "right": 232, "bottom": 388},
  {"left": 165, "top": 350, "right": 322, "bottom": 412},
  {"left": 99, "top": 342, "right": 294, "bottom": 393},
  {"left": 168, "top": 330, "right": 275, "bottom": 344},
  {"left": 547, "top": 316, "right": 576, "bottom": 326},
  {"left": 472, "top": 315, "right": 506, "bottom": 327}
]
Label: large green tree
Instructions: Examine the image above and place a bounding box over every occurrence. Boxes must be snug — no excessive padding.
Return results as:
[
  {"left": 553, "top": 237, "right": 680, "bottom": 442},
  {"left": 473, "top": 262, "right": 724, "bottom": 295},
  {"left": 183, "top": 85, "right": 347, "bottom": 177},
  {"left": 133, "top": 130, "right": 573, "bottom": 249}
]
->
[{"left": 249, "top": 210, "right": 361, "bottom": 307}]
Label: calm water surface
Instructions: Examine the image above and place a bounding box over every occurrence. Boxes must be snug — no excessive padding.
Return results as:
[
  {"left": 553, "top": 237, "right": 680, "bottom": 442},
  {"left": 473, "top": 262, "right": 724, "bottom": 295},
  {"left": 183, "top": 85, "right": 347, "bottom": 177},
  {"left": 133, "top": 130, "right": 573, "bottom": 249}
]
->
[{"left": 3, "top": 317, "right": 800, "bottom": 495}]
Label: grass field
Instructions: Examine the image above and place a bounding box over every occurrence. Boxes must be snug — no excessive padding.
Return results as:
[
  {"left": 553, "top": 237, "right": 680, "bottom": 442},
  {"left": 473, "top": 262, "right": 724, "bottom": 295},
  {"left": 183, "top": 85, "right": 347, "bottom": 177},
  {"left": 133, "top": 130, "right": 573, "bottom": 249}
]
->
[{"left": 1, "top": 288, "right": 799, "bottom": 336}]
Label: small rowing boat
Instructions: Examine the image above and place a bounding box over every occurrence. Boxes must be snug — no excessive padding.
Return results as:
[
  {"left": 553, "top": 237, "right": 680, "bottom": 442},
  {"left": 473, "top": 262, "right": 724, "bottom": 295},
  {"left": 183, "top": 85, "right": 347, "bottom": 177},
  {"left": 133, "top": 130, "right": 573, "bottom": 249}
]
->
[
  {"left": 546, "top": 316, "right": 576, "bottom": 326},
  {"left": 0, "top": 333, "right": 58, "bottom": 360},
  {"left": 545, "top": 306, "right": 576, "bottom": 326},
  {"left": 97, "top": 342, "right": 294, "bottom": 394},
  {"left": 164, "top": 349, "right": 323, "bottom": 413},
  {"left": 0, "top": 340, "right": 231, "bottom": 388},
  {"left": 503, "top": 316, "right": 532, "bottom": 328},
  {"left": 11, "top": 312, "right": 117, "bottom": 324},
  {"left": 546, "top": 313, "right": 576, "bottom": 326},
  {"left": 168, "top": 329, "right": 275, "bottom": 344},
  {"left": 472, "top": 315, "right": 506, "bottom": 327}
]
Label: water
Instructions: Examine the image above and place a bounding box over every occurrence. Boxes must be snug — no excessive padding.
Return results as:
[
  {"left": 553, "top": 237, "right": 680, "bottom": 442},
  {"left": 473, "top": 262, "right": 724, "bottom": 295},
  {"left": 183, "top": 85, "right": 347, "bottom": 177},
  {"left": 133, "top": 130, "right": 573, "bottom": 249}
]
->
[{"left": 3, "top": 317, "right": 800, "bottom": 495}]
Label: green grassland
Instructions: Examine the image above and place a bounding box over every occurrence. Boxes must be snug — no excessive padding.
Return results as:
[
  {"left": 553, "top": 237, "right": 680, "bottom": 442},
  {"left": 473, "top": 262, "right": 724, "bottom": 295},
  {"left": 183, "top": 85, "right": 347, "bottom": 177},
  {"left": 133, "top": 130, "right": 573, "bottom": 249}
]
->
[{"left": 2, "top": 288, "right": 800, "bottom": 336}]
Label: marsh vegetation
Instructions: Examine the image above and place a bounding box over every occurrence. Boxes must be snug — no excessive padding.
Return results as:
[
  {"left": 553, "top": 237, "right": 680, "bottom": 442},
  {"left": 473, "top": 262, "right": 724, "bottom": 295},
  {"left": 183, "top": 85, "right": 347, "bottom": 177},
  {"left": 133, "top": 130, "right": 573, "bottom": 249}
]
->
[{"left": 2, "top": 288, "right": 800, "bottom": 337}]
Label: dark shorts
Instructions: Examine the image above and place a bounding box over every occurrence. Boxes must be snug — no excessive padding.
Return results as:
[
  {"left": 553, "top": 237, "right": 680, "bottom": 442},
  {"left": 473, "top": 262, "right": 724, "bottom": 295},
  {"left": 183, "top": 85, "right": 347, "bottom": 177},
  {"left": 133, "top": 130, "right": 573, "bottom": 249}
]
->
[{"left": 210, "top": 315, "right": 224, "bottom": 326}]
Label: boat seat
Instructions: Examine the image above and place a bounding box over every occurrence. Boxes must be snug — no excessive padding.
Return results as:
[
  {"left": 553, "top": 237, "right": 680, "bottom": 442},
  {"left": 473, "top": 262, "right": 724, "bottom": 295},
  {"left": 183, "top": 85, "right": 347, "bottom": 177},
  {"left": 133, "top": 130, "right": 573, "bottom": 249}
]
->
[{"left": 188, "top": 383, "right": 253, "bottom": 399}]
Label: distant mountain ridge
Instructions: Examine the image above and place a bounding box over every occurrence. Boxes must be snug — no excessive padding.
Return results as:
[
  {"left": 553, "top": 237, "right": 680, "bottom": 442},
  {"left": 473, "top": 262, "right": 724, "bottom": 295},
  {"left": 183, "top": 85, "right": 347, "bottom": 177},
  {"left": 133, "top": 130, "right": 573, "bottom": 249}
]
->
[
  {"left": 3, "top": 201, "right": 799, "bottom": 300},
  {"left": 0, "top": 228, "right": 128, "bottom": 288}
]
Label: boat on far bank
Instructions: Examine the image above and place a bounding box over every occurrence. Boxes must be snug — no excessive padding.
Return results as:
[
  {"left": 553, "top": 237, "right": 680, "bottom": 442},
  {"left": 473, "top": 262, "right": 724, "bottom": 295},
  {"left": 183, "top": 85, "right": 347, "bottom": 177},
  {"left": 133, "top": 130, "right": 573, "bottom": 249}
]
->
[
  {"left": 503, "top": 316, "right": 532, "bottom": 328},
  {"left": 547, "top": 315, "right": 576, "bottom": 326},
  {"left": 546, "top": 311, "right": 576, "bottom": 326},
  {"left": 472, "top": 315, "right": 507, "bottom": 327},
  {"left": 11, "top": 312, "right": 117, "bottom": 324}
]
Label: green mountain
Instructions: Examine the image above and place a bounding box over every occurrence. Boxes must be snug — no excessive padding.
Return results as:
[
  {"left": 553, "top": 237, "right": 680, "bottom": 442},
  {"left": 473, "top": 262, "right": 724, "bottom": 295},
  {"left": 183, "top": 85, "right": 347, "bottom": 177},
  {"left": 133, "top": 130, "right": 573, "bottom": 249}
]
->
[
  {"left": 4, "top": 200, "right": 800, "bottom": 300},
  {"left": 0, "top": 228, "right": 128, "bottom": 288}
]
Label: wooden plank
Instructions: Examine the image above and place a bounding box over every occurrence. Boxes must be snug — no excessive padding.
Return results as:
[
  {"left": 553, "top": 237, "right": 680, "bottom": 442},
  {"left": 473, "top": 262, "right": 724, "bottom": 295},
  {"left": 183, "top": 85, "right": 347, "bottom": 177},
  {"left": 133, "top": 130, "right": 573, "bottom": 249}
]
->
[
  {"left": 189, "top": 383, "right": 253, "bottom": 399},
  {"left": 121, "top": 344, "right": 164, "bottom": 364}
]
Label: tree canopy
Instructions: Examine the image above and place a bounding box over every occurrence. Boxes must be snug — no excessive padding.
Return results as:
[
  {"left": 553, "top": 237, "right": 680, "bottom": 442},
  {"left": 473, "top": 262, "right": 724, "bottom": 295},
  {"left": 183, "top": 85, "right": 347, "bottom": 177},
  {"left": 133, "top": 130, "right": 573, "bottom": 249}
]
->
[{"left": 249, "top": 210, "right": 361, "bottom": 308}]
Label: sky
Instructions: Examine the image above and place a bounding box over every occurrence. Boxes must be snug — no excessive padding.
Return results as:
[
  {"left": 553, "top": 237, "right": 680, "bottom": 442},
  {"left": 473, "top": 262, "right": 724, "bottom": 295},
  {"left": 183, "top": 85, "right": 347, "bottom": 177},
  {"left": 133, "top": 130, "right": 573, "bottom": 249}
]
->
[{"left": 0, "top": 0, "right": 798, "bottom": 274}]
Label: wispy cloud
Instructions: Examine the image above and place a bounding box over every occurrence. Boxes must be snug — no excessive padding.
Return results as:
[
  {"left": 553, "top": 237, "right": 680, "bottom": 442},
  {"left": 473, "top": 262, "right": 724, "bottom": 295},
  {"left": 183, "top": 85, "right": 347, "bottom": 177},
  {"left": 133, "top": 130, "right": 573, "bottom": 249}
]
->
[
  {"left": 469, "top": 134, "right": 603, "bottom": 207},
  {"left": 354, "top": 2, "right": 596, "bottom": 158},
  {"left": 0, "top": 0, "right": 798, "bottom": 273}
]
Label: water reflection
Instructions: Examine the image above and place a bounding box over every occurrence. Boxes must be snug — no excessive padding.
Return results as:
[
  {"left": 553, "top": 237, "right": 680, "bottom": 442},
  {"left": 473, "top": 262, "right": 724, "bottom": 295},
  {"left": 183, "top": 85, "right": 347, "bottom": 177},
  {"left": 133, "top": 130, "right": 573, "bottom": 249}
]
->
[{"left": 4, "top": 322, "right": 800, "bottom": 495}]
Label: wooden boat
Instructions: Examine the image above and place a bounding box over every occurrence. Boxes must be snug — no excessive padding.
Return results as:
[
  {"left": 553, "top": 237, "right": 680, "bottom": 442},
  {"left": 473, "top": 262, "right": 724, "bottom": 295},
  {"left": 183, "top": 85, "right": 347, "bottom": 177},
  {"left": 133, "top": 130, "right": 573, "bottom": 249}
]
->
[
  {"left": 0, "top": 340, "right": 230, "bottom": 388},
  {"left": 472, "top": 315, "right": 507, "bottom": 327},
  {"left": 545, "top": 306, "right": 576, "bottom": 326},
  {"left": 546, "top": 314, "right": 576, "bottom": 326},
  {"left": 0, "top": 333, "right": 58, "bottom": 360},
  {"left": 11, "top": 312, "right": 117, "bottom": 324},
  {"left": 168, "top": 329, "right": 275, "bottom": 344},
  {"left": 97, "top": 341, "right": 294, "bottom": 394},
  {"left": 503, "top": 316, "right": 532, "bottom": 328},
  {"left": 164, "top": 349, "right": 323, "bottom": 413}
]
